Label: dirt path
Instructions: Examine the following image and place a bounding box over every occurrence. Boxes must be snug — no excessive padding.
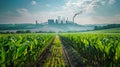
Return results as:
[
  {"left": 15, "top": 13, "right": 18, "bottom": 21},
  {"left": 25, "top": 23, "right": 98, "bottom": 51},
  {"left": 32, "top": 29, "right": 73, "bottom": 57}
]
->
[
  {"left": 33, "top": 35, "right": 75, "bottom": 67},
  {"left": 60, "top": 35, "right": 84, "bottom": 67},
  {"left": 33, "top": 36, "right": 54, "bottom": 67},
  {"left": 62, "top": 43, "right": 74, "bottom": 67}
]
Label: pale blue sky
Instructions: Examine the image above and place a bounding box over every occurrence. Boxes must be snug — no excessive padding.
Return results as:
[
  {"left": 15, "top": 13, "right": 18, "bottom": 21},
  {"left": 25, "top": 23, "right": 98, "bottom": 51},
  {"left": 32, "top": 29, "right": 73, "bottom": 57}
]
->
[{"left": 0, "top": 0, "right": 120, "bottom": 24}]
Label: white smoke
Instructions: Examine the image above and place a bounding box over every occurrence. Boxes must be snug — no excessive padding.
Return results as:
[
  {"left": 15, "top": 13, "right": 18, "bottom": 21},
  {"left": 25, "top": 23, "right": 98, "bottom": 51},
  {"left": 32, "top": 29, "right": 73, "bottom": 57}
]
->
[
  {"left": 65, "top": 0, "right": 107, "bottom": 22},
  {"left": 73, "top": 11, "right": 83, "bottom": 22}
]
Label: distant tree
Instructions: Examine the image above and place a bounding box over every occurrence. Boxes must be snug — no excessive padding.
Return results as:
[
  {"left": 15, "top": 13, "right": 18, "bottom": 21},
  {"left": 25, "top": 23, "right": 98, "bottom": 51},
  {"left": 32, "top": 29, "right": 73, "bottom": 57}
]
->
[
  {"left": 94, "top": 24, "right": 120, "bottom": 30},
  {"left": 25, "top": 30, "right": 31, "bottom": 33},
  {"left": 10, "top": 32, "right": 15, "bottom": 34},
  {"left": 0, "top": 32, "right": 4, "bottom": 34},
  {"left": 6, "top": 31, "right": 10, "bottom": 34},
  {"left": 16, "top": 30, "right": 25, "bottom": 33}
]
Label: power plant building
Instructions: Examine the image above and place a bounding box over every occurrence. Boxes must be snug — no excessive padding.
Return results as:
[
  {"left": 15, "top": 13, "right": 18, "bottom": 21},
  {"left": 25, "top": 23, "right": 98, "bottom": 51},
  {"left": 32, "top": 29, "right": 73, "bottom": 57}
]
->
[
  {"left": 47, "top": 16, "right": 73, "bottom": 25},
  {"left": 58, "top": 16, "right": 61, "bottom": 24},
  {"left": 48, "top": 19, "right": 54, "bottom": 24}
]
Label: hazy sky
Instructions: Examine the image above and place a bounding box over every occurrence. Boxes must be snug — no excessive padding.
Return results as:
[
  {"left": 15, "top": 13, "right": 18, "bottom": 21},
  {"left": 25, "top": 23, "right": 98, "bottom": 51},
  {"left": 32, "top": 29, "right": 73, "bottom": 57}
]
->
[{"left": 0, "top": 0, "right": 120, "bottom": 24}]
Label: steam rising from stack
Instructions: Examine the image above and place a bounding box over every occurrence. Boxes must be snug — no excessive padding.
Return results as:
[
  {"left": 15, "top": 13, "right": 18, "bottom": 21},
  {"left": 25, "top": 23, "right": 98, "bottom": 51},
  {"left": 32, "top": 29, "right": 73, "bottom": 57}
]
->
[
  {"left": 73, "top": 11, "right": 83, "bottom": 23},
  {"left": 72, "top": 0, "right": 101, "bottom": 23}
]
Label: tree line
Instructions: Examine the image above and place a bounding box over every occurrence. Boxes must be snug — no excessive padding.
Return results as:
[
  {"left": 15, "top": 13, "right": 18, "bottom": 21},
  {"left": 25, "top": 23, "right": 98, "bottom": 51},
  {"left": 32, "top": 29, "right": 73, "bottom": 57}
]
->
[{"left": 94, "top": 24, "right": 120, "bottom": 30}]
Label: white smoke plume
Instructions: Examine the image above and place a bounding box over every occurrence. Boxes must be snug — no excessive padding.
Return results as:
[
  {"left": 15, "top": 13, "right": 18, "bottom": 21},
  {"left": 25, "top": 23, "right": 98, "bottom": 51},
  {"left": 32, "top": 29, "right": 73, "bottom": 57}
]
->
[
  {"left": 73, "top": 11, "right": 83, "bottom": 22},
  {"left": 69, "top": 0, "right": 107, "bottom": 22}
]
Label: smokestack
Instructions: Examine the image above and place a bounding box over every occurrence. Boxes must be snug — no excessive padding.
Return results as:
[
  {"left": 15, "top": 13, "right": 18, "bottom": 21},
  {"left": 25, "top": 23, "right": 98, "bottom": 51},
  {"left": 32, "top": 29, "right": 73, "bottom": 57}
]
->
[
  {"left": 36, "top": 20, "right": 38, "bottom": 24},
  {"left": 58, "top": 16, "right": 61, "bottom": 24},
  {"left": 73, "top": 11, "right": 83, "bottom": 23},
  {"left": 62, "top": 16, "right": 65, "bottom": 24}
]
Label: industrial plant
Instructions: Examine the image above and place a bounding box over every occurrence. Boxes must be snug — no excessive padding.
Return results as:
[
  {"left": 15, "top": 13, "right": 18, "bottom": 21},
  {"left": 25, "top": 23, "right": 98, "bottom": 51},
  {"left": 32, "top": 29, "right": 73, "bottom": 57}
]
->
[
  {"left": 47, "top": 16, "right": 73, "bottom": 25},
  {"left": 0, "top": 16, "right": 94, "bottom": 32}
]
